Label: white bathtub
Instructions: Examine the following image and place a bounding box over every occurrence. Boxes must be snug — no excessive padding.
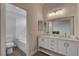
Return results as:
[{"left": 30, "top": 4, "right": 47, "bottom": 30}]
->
[{"left": 15, "top": 37, "right": 27, "bottom": 54}]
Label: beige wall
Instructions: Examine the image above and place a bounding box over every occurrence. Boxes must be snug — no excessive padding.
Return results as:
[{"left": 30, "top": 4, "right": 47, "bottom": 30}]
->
[
  {"left": 76, "top": 4, "right": 79, "bottom": 38},
  {"left": 0, "top": 4, "right": 6, "bottom": 56},
  {"left": 0, "top": 3, "right": 1, "bottom": 55},
  {"left": 43, "top": 3, "right": 77, "bottom": 20},
  {"left": 14, "top": 3, "right": 43, "bottom": 55}
]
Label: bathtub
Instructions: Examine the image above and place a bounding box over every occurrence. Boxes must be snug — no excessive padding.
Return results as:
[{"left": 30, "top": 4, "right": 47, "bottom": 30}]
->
[{"left": 15, "top": 37, "right": 27, "bottom": 54}]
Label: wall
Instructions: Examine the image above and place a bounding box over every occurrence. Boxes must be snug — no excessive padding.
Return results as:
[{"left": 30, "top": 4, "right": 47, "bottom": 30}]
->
[
  {"left": 16, "top": 7, "right": 27, "bottom": 54},
  {"left": 14, "top": 3, "right": 43, "bottom": 55},
  {"left": 0, "top": 4, "right": 6, "bottom": 56},
  {"left": 43, "top": 3, "right": 77, "bottom": 20},
  {"left": 0, "top": 3, "right": 1, "bottom": 55},
  {"left": 16, "top": 6, "right": 26, "bottom": 42},
  {"left": 42, "top": 3, "right": 77, "bottom": 36},
  {"left": 76, "top": 4, "right": 79, "bottom": 38},
  {"left": 6, "top": 4, "right": 16, "bottom": 43}
]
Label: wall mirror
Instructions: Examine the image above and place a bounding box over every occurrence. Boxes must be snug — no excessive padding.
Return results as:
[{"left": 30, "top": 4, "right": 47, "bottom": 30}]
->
[{"left": 45, "top": 16, "right": 74, "bottom": 35}]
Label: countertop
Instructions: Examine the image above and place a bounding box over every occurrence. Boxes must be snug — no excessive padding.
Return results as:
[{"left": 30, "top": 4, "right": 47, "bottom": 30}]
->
[{"left": 38, "top": 34, "right": 79, "bottom": 42}]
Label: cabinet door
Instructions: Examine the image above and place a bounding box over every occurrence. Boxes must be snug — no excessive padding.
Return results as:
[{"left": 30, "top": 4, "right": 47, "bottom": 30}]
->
[
  {"left": 58, "top": 40, "right": 78, "bottom": 56},
  {"left": 39, "top": 37, "right": 45, "bottom": 48},
  {"left": 49, "top": 38, "right": 58, "bottom": 52},
  {"left": 58, "top": 40, "right": 67, "bottom": 55},
  {"left": 43, "top": 38, "right": 49, "bottom": 49},
  {"left": 66, "top": 41, "right": 77, "bottom": 56},
  {"left": 38, "top": 37, "right": 49, "bottom": 49}
]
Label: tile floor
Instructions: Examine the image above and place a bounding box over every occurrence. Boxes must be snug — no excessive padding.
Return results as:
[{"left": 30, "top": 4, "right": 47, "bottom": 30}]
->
[
  {"left": 6, "top": 47, "right": 26, "bottom": 56},
  {"left": 33, "top": 51, "right": 49, "bottom": 56}
]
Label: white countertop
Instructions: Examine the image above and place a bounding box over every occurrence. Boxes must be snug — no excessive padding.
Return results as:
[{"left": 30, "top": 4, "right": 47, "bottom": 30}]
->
[{"left": 38, "top": 34, "right": 79, "bottom": 42}]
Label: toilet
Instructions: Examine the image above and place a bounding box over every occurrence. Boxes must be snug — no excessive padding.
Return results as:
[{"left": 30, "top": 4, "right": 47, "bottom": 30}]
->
[{"left": 6, "top": 42, "right": 14, "bottom": 55}]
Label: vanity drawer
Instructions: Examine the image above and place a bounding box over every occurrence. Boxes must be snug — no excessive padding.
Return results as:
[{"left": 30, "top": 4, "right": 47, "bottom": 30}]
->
[
  {"left": 49, "top": 44, "right": 56, "bottom": 51},
  {"left": 50, "top": 39, "right": 57, "bottom": 44},
  {"left": 50, "top": 40, "right": 55, "bottom": 42},
  {"left": 38, "top": 37, "right": 49, "bottom": 49},
  {"left": 49, "top": 39, "right": 58, "bottom": 52}
]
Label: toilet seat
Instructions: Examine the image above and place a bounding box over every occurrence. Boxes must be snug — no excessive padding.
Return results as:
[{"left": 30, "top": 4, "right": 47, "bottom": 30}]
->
[{"left": 6, "top": 42, "right": 14, "bottom": 48}]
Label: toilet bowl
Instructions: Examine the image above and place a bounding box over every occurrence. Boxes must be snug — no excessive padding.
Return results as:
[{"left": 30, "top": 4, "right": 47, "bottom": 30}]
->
[{"left": 6, "top": 42, "right": 14, "bottom": 55}]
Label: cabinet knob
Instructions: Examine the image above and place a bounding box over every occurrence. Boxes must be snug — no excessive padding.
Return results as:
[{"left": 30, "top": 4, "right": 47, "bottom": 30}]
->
[
  {"left": 67, "top": 43, "right": 69, "bottom": 47},
  {"left": 64, "top": 43, "right": 69, "bottom": 47}
]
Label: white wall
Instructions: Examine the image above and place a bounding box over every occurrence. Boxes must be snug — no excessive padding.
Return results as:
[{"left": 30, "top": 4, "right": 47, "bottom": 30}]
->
[
  {"left": 6, "top": 4, "right": 27, "bottom": 43},
  {"left": 6, "top": 4, "right": 16, "bottom": 43},
  {"left": 16, "top": 7, "right": 26, "bottom": 42}
]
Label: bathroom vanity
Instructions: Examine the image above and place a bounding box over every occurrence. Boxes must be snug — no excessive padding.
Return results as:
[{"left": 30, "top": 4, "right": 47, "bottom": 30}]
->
[
  {"left": 38, "top": 35, "right": 79, "bottom": 56},
  {"left": 38, "top": 16, "right": 79, "bottom": 56}
]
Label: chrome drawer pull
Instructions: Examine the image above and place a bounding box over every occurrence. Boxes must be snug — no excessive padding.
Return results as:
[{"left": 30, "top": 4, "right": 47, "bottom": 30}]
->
[{"left": 50, "top": 44, "right": 54, "bottom": 46}]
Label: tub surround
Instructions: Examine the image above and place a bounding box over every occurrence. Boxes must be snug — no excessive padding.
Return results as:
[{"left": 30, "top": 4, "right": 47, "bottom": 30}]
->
[{"left": 15, "top": 39, "right": 27, "bottom": 54}]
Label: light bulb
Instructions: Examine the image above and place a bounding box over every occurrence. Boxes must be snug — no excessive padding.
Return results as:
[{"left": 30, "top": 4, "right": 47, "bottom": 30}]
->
[{"left": 48, "top": 9, "right": 65, "bottom": 17}]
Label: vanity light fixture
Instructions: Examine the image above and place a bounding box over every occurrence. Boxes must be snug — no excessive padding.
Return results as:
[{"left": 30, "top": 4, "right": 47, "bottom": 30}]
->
[{"left": 48, "top": 9, "right": 65, "bottom": 17}]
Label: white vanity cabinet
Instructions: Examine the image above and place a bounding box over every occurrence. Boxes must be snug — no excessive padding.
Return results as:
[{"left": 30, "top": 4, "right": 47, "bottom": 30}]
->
[
  {"left": 66, "top": 41, "right": 78, "bottom": 56},
  {"left": 58, "top": 40, "right": 78, "bottom": 56},
  {"left": 57, "top": 40, "right": 67, "bottom": 55},
  {"left": 38, "top": 37, "right": 49, "bottom": 49},
  {"left": 38, "top": 36, "right": 78, "bottom": 56},
  {"left": 49, "top": 38, "right": 58, "bottom": 52}
]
